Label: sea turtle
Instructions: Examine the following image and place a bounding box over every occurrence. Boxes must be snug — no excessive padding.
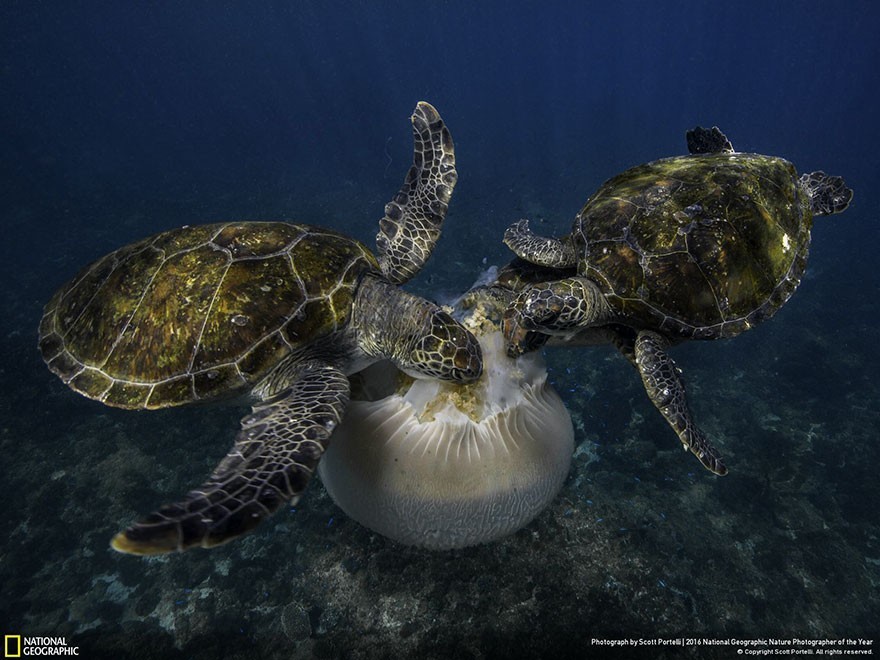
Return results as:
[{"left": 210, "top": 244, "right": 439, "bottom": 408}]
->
[
  {"left": 501, "top": 126, "right": 853, "bottom": 475},
  {"left": 38, "top": 102, "right": 482, "bottom": 554}
]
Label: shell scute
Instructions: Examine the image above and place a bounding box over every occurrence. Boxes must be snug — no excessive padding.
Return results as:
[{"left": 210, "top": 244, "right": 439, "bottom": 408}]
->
[
  {"left": 147, "top": 376, "right": 196, "bottom": 408},
  {"left": 102, "top": 381, "right": 151, "bottom": 408},
  {"left": 46, "top": 350, "right": 81, "bottom": 382},
  {"left": 70, "top": 369, "right": 113, "bottom": 399},
  {"left": 236, "top": 332, "right": 293, "bottom": 379},
  {"left": 643, "top": 254, "right": 718, "bottom": 327},
  {"left": 288, "top": 230, "right": 372, "bottom": 297},
  {"left": 192, "top": 254, "right": 300, "bottom": 372},
  {"left": 283, "top": 298, "right": 340, "bottom": 345},
  {"left": 150, "top": 224, "right": 218, "bottom": 254},
  {"left": 588, "top": 241, "right": 643, "bottom": 295},
  {"left": 58, "top": 245, "right": 164, "bottom": 368},
  {"left": 102, "top": 244, "right": 229, "bottom": 379},
  {"left": 211, "top": 222, "right": 305, "bottom": 258}
]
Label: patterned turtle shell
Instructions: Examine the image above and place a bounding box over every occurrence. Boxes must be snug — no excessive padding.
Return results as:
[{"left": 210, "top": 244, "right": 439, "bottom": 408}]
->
[
  {"left": 39, "top": 222, "right": 378, "bottom": 409},
  {"left": 573, "top": 152, "right": 812, "bottom": 339}
]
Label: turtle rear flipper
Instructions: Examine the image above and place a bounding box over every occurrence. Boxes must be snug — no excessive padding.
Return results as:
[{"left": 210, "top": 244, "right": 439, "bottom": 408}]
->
[
  {"left": 686, "top": 126, "right": 734, "bottom": 154},
  {"left": 111, "top": 362, "right": 350, "bottom": 555},
  {"left": 799, "top": 171, "right": 853, "bottom": 216},
  {"left": 633, "top": 331, "right": 727, "bottom": 476},
  {"left": 376, "top": 101, "right": 458, "bottom": 284}
]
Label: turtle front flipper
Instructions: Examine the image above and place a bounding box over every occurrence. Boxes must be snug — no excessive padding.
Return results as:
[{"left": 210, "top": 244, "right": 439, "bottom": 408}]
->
[
  {"left": 111, "top": 362, "right": 350, "bottom": 555},
  {"left": 376, "top": 101, "right": 458, "bottom": 284},
  {"left": 633, "top": 331, "right": 728, "bottom": 476},
  {"left": 502, "top": 276, "right": 611, "bottom": 357},
  {"left": 503, "top": 219, "right": 578, "bottom": 268}
]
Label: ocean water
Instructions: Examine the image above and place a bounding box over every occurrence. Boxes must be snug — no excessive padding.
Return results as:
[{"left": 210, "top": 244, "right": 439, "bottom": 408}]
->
[{"left": 1, "top": 2, "right": 878, "bottom": 658}]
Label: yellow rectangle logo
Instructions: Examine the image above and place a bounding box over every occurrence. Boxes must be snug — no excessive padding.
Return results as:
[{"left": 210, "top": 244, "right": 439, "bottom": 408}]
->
[{"left": 4, "top": 635, "right": 21, "bottom": 658}]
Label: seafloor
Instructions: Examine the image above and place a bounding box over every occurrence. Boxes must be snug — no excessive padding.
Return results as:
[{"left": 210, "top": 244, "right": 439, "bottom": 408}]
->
[{"left": 1, "top": 192, "right": 877, "bottom": 659}]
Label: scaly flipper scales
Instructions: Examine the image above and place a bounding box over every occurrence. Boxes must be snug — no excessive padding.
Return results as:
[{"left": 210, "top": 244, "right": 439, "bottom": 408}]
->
[
  {"left": 503, "top": 219, "right": 578, "bottom": 269},
  {"left": 633, "top": 331, "right": 727, "bottom": 476},
  {"left": 503, "top": 276, "right": 609, "bottom": 357},
  {"left": 799, "top": 171, "right": 853, "bottom": 216},
  {"left": 111, "top": 362, "right": 350, "bottom": 554},
  {"left": 376, "top": 101, "right": 458, "bottom": 284}
]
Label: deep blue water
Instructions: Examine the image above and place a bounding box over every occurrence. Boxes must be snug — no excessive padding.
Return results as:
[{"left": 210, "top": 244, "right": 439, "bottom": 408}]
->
[{"left": 2, "top": 2, "right": 879, "bottom": 658}]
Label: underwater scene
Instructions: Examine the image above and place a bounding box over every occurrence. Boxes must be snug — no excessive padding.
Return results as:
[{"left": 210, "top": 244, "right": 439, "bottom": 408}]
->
[{"left": 1, "top": 2, "right": 879, "bottom": 658}]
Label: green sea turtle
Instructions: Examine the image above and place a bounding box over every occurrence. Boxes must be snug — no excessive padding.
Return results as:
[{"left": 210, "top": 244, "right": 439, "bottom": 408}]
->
[
  {"left": 500, "top": 126, "right": 853, "bottom": 475},
  {"left": 38, "top": 102, "right": 482, "bottom": 554}
]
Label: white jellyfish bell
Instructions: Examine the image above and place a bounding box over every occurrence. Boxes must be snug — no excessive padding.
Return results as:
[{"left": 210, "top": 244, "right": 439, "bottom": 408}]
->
[{"left": 318, "top": 274, "right": 575, "bottom": 549}]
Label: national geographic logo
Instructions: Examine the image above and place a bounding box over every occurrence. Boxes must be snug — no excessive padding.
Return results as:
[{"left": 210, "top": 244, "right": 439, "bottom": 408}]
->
[{"left": 4, "top": 636, "right": 79, "bottom": 656}]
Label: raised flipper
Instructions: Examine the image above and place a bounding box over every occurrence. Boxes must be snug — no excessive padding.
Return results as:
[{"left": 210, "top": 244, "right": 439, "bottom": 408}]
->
[
  {"left": 376, "top": 101, "right": 458, "bottom": 284},
  {"left": 502, "top": 276, "right": 611, "bottom": 357},
  {"left": 799, "top": 171, "right": 853, "bottom": 216},
  {"left": 686, "top": 126, "right": 734, "bottom": 154},
  {"left": 111, "top": 362, "right": 350, "bottom": 554},
  {"left": 633, "top": 330, "right": 727, "bottom": 476},
  {"left": 503, "top": 219, "right": 578, "bottom": 269}
]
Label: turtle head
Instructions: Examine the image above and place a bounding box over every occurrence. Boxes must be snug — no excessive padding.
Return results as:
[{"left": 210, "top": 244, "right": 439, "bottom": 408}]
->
[
  {"left": 354, "top": 275, "right": 482, "bottom": 383},
  {"left": 405, "top": 308, "right": 483, "bottom": 382},
  {"left": 799, "top": 171, "right": 853, "bottom": 216}
]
